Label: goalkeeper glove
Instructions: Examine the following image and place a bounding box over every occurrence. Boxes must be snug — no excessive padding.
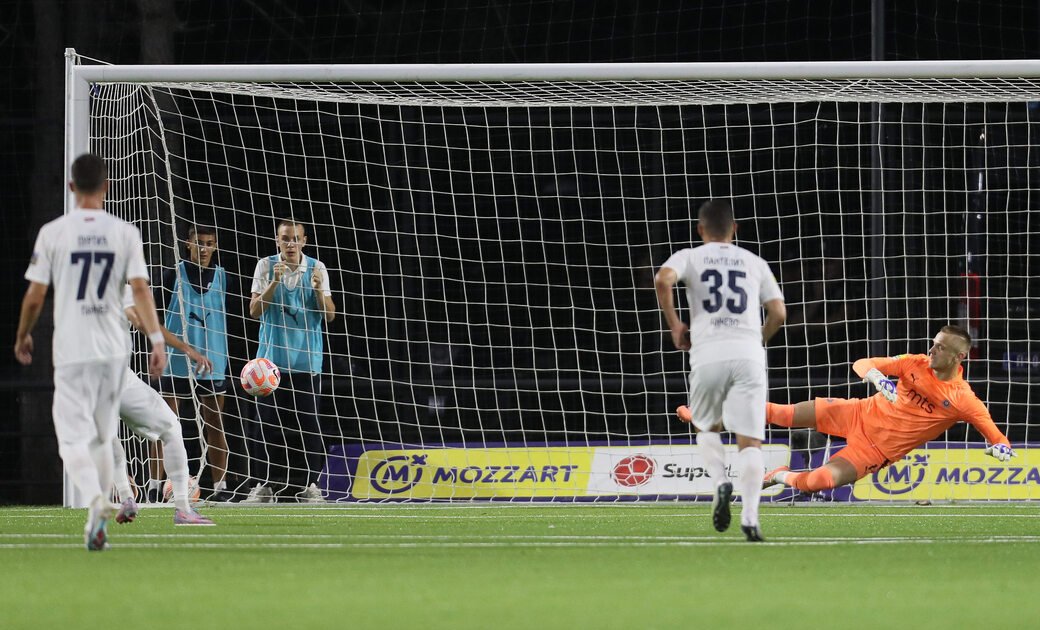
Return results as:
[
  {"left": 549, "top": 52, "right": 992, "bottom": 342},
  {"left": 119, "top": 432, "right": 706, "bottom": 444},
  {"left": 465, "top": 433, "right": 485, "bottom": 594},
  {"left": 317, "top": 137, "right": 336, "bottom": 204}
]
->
[
  {"left": 985, "top": 443, "right": 1015, "bottom": 462},
  {"left": 864, "top": 367, "right": 898, "bottom": 403}
]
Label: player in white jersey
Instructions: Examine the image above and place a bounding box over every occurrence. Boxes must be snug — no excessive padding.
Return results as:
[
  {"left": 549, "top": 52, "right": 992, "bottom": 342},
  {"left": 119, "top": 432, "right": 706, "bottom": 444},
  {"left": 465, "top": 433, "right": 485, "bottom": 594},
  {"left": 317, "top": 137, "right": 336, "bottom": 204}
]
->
[
  {"left": 15, "top": 153, "right": 167, "bottom": 551},
  {"left": 112, "top": 285, "right": 215, "bottom": 526},
  {"left": 655, "top": 199, "right": 786, "bottom": 542}
]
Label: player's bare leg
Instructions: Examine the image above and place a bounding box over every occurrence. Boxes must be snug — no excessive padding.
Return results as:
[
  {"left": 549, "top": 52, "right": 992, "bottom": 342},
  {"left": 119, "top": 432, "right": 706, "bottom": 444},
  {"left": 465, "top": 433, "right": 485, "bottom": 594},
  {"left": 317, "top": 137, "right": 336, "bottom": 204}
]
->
[{"left": 201, "top": 394, "right": 230, "bottom": 500}]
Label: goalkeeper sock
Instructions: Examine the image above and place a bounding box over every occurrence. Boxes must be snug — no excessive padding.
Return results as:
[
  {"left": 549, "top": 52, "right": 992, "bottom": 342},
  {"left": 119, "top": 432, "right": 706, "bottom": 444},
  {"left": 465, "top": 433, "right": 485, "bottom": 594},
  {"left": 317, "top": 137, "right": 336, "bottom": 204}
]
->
[
  {"left": 736, "top": 446, "right": 764, "bottom": 527},
  {"left": 766, "top": 402, "right": 795, "bottom": 427},
  {"left": 696, "top": 431, "right": 727, "bottom": 487},
  {"left": 786, "top": 467, "right": 836, "bottom": 493}
]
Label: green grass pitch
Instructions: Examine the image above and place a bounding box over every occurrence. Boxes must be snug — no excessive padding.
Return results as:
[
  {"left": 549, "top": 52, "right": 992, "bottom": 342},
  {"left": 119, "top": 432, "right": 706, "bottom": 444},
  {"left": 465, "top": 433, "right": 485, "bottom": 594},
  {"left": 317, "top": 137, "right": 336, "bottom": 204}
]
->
[{"left": 2, "top": 503, "right": 1039, "bottom": 629}]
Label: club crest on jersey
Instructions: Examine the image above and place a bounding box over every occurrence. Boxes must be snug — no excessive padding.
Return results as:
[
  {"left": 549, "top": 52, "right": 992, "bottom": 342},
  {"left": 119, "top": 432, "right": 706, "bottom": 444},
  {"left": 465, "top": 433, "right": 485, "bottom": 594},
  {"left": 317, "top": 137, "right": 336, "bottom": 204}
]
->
[{"left": 943, "top": 400, "right": 951, "bottom": 407}]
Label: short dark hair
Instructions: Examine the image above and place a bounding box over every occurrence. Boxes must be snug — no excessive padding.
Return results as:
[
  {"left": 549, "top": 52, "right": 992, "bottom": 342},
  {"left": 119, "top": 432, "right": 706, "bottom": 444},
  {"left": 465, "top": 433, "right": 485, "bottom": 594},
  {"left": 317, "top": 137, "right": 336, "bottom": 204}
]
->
[
  {"left": 71, "top": 153, "right": 108, "bottom": 194},
  {"left": 940, "top": 324, "right": 973, "bottom": 350},
  {"left": 276, "top": 219, "right": 307, "bottom": 236},
  {"left": 187, "top": 225, "right": 217, "bottom": 240},
  {"left": 697, "top": 199, "right": 735, "bottom": 238}
]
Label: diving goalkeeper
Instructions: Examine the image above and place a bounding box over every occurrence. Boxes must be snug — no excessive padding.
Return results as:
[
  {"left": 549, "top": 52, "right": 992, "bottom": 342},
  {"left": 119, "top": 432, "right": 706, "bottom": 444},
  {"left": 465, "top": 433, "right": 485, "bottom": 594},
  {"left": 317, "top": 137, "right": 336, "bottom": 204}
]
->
[
  {"left": 681, "top": 324, "right": 1014, "bottom": 492},
  {"left": 763, "top": 325, "right": 1013, "bottom": 491}
]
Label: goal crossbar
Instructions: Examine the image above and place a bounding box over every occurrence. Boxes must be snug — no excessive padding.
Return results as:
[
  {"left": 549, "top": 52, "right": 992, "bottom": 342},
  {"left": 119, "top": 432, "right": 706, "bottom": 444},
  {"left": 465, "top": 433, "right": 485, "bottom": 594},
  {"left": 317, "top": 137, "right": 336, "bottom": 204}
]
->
[{"left": 74, "top": 59, "right": 1040, "bottom": 83}]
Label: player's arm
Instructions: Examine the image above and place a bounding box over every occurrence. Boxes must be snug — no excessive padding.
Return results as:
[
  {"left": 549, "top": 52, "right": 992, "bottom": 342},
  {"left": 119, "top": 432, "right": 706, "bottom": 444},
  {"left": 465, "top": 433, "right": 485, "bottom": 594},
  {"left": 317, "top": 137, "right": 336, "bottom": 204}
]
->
[
  {"left": 249, "top": 259, "right": 281, "bottom": 319},
  {"left": 124, "top": 305, "right": 213, "bottom": 375},
  {"left": 762, "top": 298, "right": 786, "bottom": 344},
  {"left": 310, "top": 264, "right": 336, "bottom": 322},
  {"left": 130, "top": 276, "right": 167, "bottom": 378},
  {"left": 853, "top": 356, "right": 905, "bottom": 403},
  {"left": 654, "top": 265, "right": 690, "bottom": 351},
  {"left": 14, "top": 282, "right": 48, "bottom": 365},
  {"left": 962, "top": 398, "right": 1015, "bottom": 462}
]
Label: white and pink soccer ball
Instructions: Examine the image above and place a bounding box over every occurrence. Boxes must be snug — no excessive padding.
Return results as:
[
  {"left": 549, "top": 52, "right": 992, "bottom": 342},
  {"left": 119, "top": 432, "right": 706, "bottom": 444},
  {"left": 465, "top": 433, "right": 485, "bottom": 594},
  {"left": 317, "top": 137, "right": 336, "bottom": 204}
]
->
[{"left": 240, "top": 357, "right": 281, "bottom": 397}]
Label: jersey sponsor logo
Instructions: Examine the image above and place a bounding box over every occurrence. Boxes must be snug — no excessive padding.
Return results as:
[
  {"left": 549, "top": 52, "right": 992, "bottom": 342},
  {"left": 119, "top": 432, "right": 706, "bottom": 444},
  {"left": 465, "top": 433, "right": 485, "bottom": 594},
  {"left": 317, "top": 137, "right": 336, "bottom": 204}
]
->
[
  {"left": 281, "top": 306, "right": 301, "bottom": 325},
  {"left": 611, "top": 455, "right": 656, "bottom": 487},
  {"left": 905, "top": 387, "right": 936, "bottom": 414}
]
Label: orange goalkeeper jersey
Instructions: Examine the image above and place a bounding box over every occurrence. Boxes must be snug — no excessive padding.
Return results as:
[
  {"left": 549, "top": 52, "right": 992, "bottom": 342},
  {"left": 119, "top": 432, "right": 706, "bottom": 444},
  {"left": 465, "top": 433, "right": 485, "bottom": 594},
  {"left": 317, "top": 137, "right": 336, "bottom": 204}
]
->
[{"left": 851, "top": 354, "right": 1011, "bottom": 461}]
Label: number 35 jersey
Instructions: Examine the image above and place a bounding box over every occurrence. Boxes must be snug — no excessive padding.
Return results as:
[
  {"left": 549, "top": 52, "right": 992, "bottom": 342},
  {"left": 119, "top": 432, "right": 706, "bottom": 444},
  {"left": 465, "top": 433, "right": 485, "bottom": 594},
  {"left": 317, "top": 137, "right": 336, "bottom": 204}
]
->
[
  {"left": 661, "top": 242, "right": 783, "bottom": 368},
  {"left": 24, "top": 209, "right": 149, "bottom": 367}
]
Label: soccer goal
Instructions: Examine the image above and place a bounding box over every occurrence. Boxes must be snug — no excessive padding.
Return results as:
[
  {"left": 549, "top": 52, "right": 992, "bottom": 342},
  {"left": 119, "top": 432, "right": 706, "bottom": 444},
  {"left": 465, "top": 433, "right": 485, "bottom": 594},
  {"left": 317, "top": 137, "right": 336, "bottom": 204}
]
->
[{"left": 65, "top": 50, "right": 1040, "bottom": 505}]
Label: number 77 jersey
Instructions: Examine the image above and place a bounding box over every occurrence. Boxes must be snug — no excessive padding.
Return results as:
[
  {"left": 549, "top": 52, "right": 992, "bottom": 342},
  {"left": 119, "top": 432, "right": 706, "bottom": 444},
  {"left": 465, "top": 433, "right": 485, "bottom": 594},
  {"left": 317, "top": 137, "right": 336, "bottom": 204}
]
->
[
  {"left": 661, "top": 241, "right": 784, "bottom": 368},
  {"left": 24, "top": 209, "right": 149, "bottom": 368}
]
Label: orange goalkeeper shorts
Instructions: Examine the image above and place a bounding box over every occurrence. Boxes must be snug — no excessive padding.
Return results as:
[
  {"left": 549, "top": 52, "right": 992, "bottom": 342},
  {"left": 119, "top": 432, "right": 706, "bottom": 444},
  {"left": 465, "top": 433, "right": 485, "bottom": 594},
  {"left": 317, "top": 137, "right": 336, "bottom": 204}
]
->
[{"left": 813, "top": 397, "right": 893, "bottom": 480}]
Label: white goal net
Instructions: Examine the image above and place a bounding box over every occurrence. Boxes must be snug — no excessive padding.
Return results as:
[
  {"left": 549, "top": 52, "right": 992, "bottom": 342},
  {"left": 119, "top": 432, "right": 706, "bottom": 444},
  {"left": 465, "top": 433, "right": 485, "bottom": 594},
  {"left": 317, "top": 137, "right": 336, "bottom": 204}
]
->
[{"left": 72, "top": 57, "right": 1040, "bottom": 503}]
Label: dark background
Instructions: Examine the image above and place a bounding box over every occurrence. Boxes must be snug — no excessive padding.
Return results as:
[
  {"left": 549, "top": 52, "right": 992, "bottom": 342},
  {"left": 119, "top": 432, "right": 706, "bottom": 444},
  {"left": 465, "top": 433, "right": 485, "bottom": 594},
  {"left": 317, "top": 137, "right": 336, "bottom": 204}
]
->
[{"left": 1, "top": 1, "right": 1038, "bottom": 503}]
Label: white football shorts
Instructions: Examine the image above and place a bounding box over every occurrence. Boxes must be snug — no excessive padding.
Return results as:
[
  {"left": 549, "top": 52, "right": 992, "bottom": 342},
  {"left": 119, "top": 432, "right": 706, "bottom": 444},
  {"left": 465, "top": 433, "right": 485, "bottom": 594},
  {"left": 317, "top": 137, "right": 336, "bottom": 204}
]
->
[
  {"left": 687, "top": 358, "right": 767, "bottom": 441},
  {"left": 119, "top": 368, "right": 178, "bottom": 441},
  {"left": 52, "top": 358, "right": 126, "bottom": 447}
]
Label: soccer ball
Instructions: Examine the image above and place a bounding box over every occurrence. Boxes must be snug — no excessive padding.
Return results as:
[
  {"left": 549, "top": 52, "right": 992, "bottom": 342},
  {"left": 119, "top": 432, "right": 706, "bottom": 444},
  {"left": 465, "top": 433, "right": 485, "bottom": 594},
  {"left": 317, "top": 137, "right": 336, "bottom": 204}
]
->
[
  {"left": 241, "top": 357, "right": 280, "bottom": 397},
  {"left": 162, "top": 476, "right": 201, "bottom": 503}
]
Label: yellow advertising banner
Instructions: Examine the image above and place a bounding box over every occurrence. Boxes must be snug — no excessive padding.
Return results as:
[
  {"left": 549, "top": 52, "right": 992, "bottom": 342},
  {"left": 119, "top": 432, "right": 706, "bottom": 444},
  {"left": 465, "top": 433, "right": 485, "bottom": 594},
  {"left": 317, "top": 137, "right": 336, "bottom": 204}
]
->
[
  {"left": 852, "top": 448, "right": 1040, "bottom": 500},
  {"left": 352, "top": 447, "right": 592, "bottom": 499}
]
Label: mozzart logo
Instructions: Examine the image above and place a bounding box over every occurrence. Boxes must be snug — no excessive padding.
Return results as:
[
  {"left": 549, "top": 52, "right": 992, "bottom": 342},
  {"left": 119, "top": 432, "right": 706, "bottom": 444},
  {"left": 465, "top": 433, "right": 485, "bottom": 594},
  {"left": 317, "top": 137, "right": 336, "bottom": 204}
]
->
[
  {"left": 870, "top": 453, "right": 930, "bottom": 495},
  {"left": 366, "top": 452, "right": 581, "bottom": 495},
  {"left": 855, "top": 448, "right": 1040, "bottom": 500},
  {"left": 369, "top": 454, "right": 428, "bottom": 494}
]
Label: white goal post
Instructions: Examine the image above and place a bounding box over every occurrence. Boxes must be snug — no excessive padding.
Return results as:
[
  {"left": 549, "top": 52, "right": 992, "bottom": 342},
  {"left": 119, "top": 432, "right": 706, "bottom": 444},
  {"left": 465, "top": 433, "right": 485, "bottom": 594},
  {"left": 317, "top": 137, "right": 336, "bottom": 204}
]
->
[{"left": 64, "top": 49, "right": 1040, "bottom": 506}]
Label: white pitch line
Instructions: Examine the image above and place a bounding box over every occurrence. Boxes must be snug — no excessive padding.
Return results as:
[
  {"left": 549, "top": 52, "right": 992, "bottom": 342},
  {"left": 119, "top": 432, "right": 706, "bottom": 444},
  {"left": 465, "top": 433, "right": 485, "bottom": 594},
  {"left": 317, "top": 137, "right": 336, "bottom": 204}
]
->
[
  {"left": 6, "top": 532, "right": 1040, "bottom": 542},
  {"left": 2, "top": 536, "right": 1040, "bottom": 550},
  {"left": 3, "top": 511, "right": 1040, "bottom": 521}
]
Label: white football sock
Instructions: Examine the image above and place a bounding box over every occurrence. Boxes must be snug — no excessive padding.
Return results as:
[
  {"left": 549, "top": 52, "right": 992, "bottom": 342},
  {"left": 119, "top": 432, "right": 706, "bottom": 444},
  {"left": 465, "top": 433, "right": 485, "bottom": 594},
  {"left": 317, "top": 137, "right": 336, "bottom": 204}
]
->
[
  {"left": 737, "top": 446, "right": 765, "bottom": 527},
  {"left": 88, "top": 437, "right": 114, "bottom": 508},
  {"left": 58, "top": 440, "right": 104, "bottom": 503},
  {"left": 160, "top": 425, "right": 191, "bottom": 513},
  {"left": 111, "top": 437, "right": 134, "bottom": 503},
  {"left": 696, "top": 431, "right": 727, "bottom": 487},
  {"left": 213, "top": 480, "right": 226, "bottom": 492}
]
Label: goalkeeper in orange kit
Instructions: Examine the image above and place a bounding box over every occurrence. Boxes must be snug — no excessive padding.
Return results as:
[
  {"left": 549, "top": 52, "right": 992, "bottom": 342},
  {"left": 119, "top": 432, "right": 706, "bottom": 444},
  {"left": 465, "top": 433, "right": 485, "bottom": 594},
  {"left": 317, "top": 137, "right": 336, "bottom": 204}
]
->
[
  {"left": 763, "top": 324, "right": 1015, "bottom": 491},
  {"left": 679, "top": 324, "right": 1014, "bottom": 492}
]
